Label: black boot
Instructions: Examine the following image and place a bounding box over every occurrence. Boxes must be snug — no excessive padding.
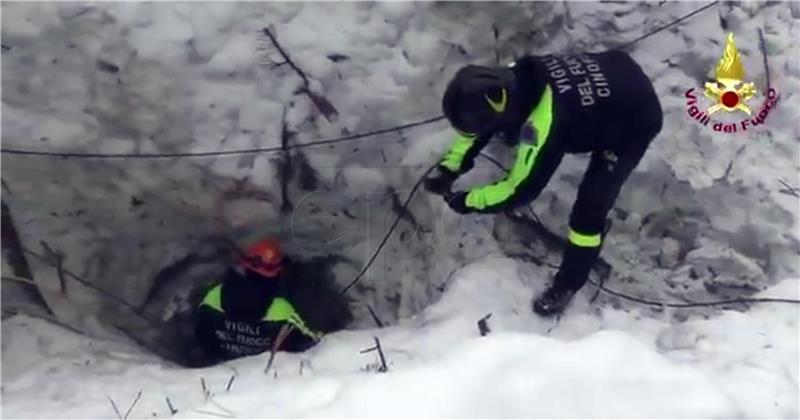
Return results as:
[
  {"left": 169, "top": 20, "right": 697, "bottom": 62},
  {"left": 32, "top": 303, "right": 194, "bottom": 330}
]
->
[
  {"left": 532, "top": 285, "right": 577, "bottom": 316},
  {"left": 532, "top": 241, "right": 602, "bottom": 316}
]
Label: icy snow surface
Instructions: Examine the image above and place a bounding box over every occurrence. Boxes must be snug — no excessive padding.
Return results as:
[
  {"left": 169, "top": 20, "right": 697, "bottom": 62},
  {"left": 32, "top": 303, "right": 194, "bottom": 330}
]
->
[{"left": 1, "top": 1, "right": 799, "bottom": 417}]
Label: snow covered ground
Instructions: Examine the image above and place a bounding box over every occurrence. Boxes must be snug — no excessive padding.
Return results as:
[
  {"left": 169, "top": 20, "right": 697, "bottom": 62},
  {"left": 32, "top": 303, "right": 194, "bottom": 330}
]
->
[
  {"left": 2, "top": 1, "right": 799, "bottom": 417},
  {"left": 3, "top": 258, "right": 798, "bottom": 418}
]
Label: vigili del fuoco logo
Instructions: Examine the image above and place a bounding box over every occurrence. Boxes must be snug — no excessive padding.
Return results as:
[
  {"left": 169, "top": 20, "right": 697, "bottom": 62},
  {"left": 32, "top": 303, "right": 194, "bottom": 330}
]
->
[{"left": 684, "top": 33, "right": 780, "bottom": 133}]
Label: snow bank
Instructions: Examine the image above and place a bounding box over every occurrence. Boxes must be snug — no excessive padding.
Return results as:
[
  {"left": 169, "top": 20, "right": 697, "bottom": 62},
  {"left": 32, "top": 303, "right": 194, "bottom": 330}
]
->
[{"left": 2, "top": 259, "right": 797, "bottom": 417}]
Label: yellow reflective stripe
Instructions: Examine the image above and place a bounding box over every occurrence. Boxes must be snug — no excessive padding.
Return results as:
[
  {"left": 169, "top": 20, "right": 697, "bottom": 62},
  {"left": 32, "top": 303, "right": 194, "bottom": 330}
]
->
[
  {"left": 264, "top": 298, "right": 295, "bottom": 322},
  {"left": 440, "top": 133, "right": 476, "bottom": 172},
  {"left": 199, "top": 284, "right": 223, "bottom": 312},
  {"left": 568, "top": 228, "right": 601, "bottom": 247},
  {"left": 466, "top": 143, "right": 537, "bottom": 209},
  {"left": 465, "top": 85, "right": 553, "bottom": 209},
  {"left": 264, "top": 298, "right": 323, "bottom": 340}
]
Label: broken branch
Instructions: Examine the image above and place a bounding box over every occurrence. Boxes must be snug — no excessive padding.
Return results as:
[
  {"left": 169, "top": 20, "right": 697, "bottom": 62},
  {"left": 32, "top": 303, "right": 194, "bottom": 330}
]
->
[
  {"left": 106, "top": 396, "right": 123, "bottom": 420},
  {"left": 261, "top": 27, "right": 338, "bottom": 121},
  {"left": 200, "top": 377, "right": 211, "bottom": 401},
  {"left": 264, "top": 324, "right": 294, "bottom": 374},
  {"left": 165, "top": 397, "right": 178, "bottom": 415},
  {"left": 225, "top": 374, "right": 236, "bottom": 393},
  {"left": 366, "top": 304, "right": 384, "bottom": 328},
  {"left": 360, "top": 337, "right": 389, "bottom": 372},
  {"left": 477, "top": 313, "right": 492, "bottom": 336},
  {"left": 123, "top": 389, "right": 142, "bottom": 420},
  {"left": 778, "top": 178, "right": 799, "bottom": 198}
]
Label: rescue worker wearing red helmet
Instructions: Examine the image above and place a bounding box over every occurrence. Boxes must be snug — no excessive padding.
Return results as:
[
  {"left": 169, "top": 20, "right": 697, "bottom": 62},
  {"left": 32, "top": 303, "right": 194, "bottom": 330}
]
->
[
  {"left": 426, "top": 51, "right": 663, "bottom": 315},
  {"left": 194, "top": 238, "right": 321, "bottom": 361}
]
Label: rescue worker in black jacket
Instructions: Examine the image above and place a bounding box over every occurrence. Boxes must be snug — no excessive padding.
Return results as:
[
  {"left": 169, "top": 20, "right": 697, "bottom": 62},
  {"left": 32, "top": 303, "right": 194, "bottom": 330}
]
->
[
  {"left": 426, "top": 51, "right": 663, "bottom": 315},
  {"left": 194, "top": 238, "right": 321, "bottom": 362}
]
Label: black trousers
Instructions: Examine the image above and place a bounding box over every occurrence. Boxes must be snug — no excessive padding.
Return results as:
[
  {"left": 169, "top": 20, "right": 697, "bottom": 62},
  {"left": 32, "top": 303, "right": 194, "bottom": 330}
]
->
[{"left": 554, "top": 104, "right": 663, "bottom": 291}]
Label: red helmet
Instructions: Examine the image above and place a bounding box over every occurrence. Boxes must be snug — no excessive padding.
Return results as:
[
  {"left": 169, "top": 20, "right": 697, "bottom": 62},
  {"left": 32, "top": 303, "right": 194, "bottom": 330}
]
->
[{"left": 239, "top": 237, "right": 283, "bottom": 278}]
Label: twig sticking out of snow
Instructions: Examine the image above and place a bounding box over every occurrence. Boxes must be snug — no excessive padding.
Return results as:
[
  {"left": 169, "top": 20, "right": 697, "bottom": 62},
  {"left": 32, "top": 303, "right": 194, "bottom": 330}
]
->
[
  {"left": 366, "top": 304, "right": 384, "bottom": 328},
  {"left": 477, "top": 313, "right": 493, "bottom": 335},
  {"left": 194, "top": 378, "right": 235, "bottom": 418},
  {"left": 165, "top": 397, "right": 178, "bottom": 416},
  {"left": 778, "top": 178, "right": 799, "bottom": 198},
  {"left": 200, "top": 377, "right": 211, "bottom": 401},
  {"left": 264, "top": 324, "right": 294, "bottom": 374},
  {"left": 477, "top": 313, "right": 492, "bottom": 337},
  {"left": 717, "top": 144, "right": 746, "bottom": 182},
  {"left": 757, "top": 28, "right": 771, "bottom": 91},
  {"left": 107, "top": 390, "right": 142, "bottom": 420},
  {"left": 260, "top": 27, "right": 338, "bottom": 122},
  {"left": 107, "top": 396, "right": 123, "bottom": 419},
  {"left": 546, "top": 315, "right": 561, "bottom": 334},
  {"left": 123, "top": 390, "right": 142, "bottom": 420},
  {"left": 225, "top": 374, "right": 235, "bottom": 393},
  {"left": 360, "top": 337, "right": 389, "bottom": 373},
  {"left": 299, "top": 359, "right": 311, "bottom": 376}
]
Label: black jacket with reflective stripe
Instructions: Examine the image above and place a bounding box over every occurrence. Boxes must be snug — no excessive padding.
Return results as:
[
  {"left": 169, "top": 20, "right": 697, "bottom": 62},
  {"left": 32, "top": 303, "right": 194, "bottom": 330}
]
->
[
  {"left": 441, "top": 51, "right": 662, "bottom": 213},
  {"left": 193, "top": 268, "right": 317, "bottom": 361}
]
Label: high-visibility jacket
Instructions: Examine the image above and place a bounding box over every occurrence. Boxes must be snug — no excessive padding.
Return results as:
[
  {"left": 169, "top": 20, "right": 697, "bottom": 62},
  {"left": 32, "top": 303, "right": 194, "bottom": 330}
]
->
[
  {"left": 194, "top": 269, "right": 321, "bottom": 360},
  {"left": 440, "top": 51, "right": 662, "bottom": 248}
]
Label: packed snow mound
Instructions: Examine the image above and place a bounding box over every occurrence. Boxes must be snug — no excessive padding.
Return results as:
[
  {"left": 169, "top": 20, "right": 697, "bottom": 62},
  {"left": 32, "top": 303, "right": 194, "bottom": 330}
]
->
[
  {"left": 2, "top": 259, "right": 798, "bottom": 418},
  {"left": 1, "top": 0, "right": 798, "bottom": 371}
]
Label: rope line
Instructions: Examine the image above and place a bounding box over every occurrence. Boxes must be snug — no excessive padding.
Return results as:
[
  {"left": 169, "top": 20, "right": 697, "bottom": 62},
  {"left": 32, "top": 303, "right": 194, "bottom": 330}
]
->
[
  {"left": 588, "top": 277, "right": 799, "bottom": 307},
  {"left": 1, "top": 116, "right": 445, "bottom": 159},
  {"left": 615, "top": 1, "right": 720, "bottom": 51},
  {"left": 338, "top": 164, "right": 438, "bottom": 295},
  {"left": 21, "top": 248, "right": 162, "bottom": 327}
]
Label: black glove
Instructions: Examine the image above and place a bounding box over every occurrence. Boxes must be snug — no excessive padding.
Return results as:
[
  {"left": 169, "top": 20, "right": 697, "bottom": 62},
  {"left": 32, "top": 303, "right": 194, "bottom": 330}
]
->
[
  {"left": 444, "top": 190, "right": 473, "bottom": 214},
  {"left": 423, "top": 166, "right": 458, "bottom": 196}
]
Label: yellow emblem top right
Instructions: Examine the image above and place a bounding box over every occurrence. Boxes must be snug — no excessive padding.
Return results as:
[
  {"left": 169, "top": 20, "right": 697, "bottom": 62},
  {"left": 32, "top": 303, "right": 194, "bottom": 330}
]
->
[{"left": 703, "top": 33, "right": 757, "bottom": 115}]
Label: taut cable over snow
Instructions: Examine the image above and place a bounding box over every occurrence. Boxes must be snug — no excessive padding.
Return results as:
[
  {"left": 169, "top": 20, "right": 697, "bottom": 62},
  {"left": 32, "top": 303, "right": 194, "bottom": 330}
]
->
[
  {"left": 0, "top": 116, "right": 446, "bottom": 158},
  {"left": 613, "top": 1, "right": 720, "bottom": 52}
]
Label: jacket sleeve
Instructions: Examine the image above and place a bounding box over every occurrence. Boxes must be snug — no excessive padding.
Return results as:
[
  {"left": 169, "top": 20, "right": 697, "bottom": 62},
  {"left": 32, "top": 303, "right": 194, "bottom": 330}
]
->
[
  {"left": 463, "top": 85, "right": 562, "bottom": 213},
  {"left": 438, "top": 132, "right": 491, "bottom": 175}
]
